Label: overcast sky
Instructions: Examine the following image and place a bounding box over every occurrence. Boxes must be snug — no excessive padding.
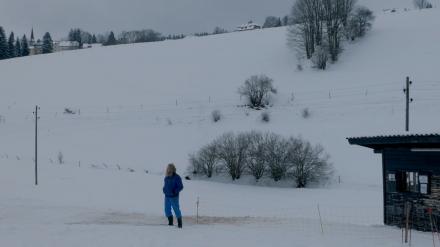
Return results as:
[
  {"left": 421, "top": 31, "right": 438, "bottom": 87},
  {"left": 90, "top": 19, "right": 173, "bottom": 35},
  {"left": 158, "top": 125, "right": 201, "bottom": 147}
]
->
[{"left": 0, "top": 0, "right": 294, "bottom": 40}]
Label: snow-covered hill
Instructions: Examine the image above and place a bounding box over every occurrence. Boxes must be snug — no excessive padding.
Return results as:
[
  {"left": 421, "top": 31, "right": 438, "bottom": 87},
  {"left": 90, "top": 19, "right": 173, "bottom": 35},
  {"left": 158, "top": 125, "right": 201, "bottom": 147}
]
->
[
  {"left": 1, "top": 7, "right": 439, "bottom": 182},
  {"left": 1, "top": 4, "right": 440, "bottom": 247}
]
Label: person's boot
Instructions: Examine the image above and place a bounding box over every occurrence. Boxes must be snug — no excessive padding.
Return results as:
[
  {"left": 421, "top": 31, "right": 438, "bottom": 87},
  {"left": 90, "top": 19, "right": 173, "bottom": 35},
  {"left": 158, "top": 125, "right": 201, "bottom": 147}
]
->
[
  {"left": 167, "top": 216, "right": 173, "bottom": 226},
  {"left": 177, "top": 217, "right": 182, "bottom": 228}
]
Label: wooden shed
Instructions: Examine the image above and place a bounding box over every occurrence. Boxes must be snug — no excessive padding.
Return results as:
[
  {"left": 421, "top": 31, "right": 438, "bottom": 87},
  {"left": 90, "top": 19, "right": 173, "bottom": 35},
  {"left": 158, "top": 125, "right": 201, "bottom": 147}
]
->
[{"left": 347, "top": 134, "right": 440, "bottom": 232}]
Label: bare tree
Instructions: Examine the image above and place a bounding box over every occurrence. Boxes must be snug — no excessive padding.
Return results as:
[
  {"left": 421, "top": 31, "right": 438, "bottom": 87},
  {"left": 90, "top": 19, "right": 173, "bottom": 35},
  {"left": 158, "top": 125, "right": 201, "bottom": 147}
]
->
[
  {"left": 311, "top": 45, "right": 328, "bottom": 70},
  {"left": 264, "top": 133, "right": 290, "bottom": 181},
  {"left": 347, "top": 6, "right": 375, "bottom": 40},
  {"left": 246, "top": 132, "right": 266, "bottom": 181},
  {"left": 413, "top": 0, "right": 432, "bottom": 9},
  {"left": 189, "top": 143, "right": 219, "bottom": 178},
  {"left": 217, "top": 132, "right": 250, "bottom": 180},
  {"left": 287, "top": 138, "right": 333, "bottom": 188},
  {"left": 321, "top": 0, "right": 342, "bottom": 61},
  {"left": 289, "top": 0, "right": 359, "bottom": 62},
  {"left": 289, "top": 0, "right": 324, "bottom": 59},
  {"left": 239, "top": 75, "right": 277, "bottom": 109}
]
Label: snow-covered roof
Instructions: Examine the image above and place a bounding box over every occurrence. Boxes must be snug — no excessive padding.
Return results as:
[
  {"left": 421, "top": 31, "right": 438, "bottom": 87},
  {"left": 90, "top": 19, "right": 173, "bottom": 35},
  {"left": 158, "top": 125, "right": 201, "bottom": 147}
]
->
[
  {"left": 235, "top": 22, "right": 261, "bottom": 31},
  {"left": 347, "top": 134, "right": 440, "bottom": 150}
]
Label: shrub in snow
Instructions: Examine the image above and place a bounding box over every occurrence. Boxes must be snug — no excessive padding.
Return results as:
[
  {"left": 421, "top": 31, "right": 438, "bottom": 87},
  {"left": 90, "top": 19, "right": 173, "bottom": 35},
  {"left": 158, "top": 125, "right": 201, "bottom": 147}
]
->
[
  {"left": 261, "top": 111, "right": 270, "bottom": 122},
  {"left": 413, "top": 0, "right": 432, "bottom": 9},
  {"left": 264, "top": 133, "right": 290, "bottom": 181},
  {"left": 302, "top": 108, "right": 311, "bottom": 119},
  {"left": 347, "top": 6, "right": 375, "bottom": 40},
  {"left": 211, "top": 110, "right": 222, "bottom": 123},
  {"left": 58, "top": 151, "right": 64, "bottom": 165},
  {"left": 189, "top": 143, "right": 219, "bottom": 178},
  {"left": 311, "top": 46, "right": 328, "bottom": 70},
  {"left": 246, "top": 131, "right": 266, "bottom": 181},
  {"left": 216, "top": 132, "right": 250, "bottom": 180},
  {"left": 287, "top": 137, "right": 333, "bottom": 188},
  {"left": 188, "top": 131, "right": 333, "bottom": 187},
  {"left": 64, "top": 108, "right": 76, "bottom": 114},
  {"left": 239, "top": 74, "right": 277, "bottom": 109}
]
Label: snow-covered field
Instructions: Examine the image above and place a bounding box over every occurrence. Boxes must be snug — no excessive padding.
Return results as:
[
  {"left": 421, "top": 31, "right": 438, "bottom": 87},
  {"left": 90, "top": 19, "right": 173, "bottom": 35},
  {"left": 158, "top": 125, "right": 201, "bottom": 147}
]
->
[{"left": 1, "top": 2, "right": 440, "bottom": 246}]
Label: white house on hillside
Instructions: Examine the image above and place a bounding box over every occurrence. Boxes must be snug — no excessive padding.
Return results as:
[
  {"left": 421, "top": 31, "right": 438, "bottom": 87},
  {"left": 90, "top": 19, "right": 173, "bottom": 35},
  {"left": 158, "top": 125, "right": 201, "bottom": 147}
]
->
[{"left": 235, "top": 21, "right": 261, "bottom": 32}]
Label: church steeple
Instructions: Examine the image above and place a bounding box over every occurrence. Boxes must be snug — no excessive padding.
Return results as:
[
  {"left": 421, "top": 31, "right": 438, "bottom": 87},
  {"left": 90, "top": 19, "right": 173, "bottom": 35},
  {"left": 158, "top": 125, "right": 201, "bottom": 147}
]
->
[{"left": 30, "top": 28, "right": 35, "bottom": 45}]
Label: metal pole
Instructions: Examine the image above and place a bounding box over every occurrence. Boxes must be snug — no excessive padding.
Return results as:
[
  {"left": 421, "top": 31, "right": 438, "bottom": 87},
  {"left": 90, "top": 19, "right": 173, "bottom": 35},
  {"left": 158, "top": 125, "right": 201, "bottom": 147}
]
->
[
  {"left": 405, "top": 202, "right": 411, "bottom": 243},
  {"left": 404, "top": 77, "right": 414, "bottom": 132},
  {"left": 34, "top": 105, "right": 39, "bottom": 186},
  {"left": 317, "top": 204, "right": 324, "bottom": 235},
  {"left": 196, "top": 197, "right": 200, "bottom": 224},
  {"left": 405, "top": 77, "right": 410, "bottom": 132}
]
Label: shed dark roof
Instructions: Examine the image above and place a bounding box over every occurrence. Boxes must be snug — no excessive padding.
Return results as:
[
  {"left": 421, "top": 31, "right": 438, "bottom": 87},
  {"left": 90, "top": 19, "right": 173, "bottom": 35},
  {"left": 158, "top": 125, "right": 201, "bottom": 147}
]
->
[{"left": 347, "top": 134, "right": 440, "bottom": 150}]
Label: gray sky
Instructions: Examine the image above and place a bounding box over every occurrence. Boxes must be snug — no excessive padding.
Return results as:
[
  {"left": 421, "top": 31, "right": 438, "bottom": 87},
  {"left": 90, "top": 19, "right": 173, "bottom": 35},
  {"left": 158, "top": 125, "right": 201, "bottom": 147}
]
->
[{"left": 0, "top": 0, "right": 293, "bottom": 40}]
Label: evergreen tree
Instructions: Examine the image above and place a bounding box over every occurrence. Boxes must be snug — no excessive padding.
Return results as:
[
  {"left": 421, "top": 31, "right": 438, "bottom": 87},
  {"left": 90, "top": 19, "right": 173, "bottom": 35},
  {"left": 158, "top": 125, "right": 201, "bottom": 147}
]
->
[
  {"left": 42, "top": 32, "right": 53, "bottom": 54},
  {"left": 104, "top": 31, "right": 117, "bottom": 46},
  {"left": 8, "top": 32, "right": 16, "bottom": 58},
  {"left": 92, "top": 34, "right": 97, "bottom": 43},
  {"left": 0, "top": 27, "right": 8, "bottom": 60},
  {"left": 282, "top": 16, "right": 289, "bottom": 26},
  {"left": 15, "top": 38, "right": 21, "bottom": 57},
  {"left": 21, "top": 35, "right": 30, "bottom": 56}
]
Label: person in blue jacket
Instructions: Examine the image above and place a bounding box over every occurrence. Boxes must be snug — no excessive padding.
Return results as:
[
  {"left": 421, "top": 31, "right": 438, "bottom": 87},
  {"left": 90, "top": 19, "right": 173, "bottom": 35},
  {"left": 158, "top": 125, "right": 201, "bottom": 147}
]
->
[{"left": 163, "top": 163, "right": 184, "bottom": 228}]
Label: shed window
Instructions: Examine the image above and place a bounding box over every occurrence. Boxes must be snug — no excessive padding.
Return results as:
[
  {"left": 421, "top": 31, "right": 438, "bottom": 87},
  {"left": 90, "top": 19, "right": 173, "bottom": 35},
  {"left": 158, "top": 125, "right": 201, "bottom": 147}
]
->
[
  {"left": 392, "top": 171, "right": 430, "bottom": 194},
  {"left": 386, "top": 172, "right": 397, "bottom": 192},
  {"left": 406, "top": 171, "right": 419, "bottom": 192},
  {"left": 419, "top": 175, "right": 429, "bottom": 194}
]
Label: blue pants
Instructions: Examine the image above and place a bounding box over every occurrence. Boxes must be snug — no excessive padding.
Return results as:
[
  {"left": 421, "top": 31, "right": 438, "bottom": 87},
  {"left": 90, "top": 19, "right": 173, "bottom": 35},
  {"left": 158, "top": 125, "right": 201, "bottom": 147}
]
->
[{"left": 164, "top": 196, "right": 182, "bottom": 218}]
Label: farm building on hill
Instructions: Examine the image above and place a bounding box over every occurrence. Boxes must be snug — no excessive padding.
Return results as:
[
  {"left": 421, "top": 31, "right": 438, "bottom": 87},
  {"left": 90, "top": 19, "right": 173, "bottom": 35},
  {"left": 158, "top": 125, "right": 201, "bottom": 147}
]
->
[
  {"left": 235, "top": 21, "right": 261, "bottom": 32},
  {"left": 348, "top": 134, "right": 440, "bottom": 232}
]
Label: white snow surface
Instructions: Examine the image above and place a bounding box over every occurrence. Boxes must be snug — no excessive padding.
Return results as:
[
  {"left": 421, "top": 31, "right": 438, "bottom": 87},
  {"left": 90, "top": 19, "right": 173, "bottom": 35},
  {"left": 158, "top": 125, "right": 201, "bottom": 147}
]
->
[{"left": 1, "top": 3, "right": 440, "bottom": 247}]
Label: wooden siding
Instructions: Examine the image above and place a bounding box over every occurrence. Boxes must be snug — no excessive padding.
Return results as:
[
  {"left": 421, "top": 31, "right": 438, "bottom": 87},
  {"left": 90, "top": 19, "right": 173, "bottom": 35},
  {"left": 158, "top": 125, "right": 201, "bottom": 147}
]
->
[{"left": 383, "top": 148, "right": 440, "bottom": 231}]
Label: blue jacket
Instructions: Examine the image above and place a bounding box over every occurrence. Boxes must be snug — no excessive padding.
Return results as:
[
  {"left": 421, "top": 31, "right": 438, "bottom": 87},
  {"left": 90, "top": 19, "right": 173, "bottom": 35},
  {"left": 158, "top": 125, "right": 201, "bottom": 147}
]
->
[{"left": 163, "top": 173, "right": 184, "bottom": 198}]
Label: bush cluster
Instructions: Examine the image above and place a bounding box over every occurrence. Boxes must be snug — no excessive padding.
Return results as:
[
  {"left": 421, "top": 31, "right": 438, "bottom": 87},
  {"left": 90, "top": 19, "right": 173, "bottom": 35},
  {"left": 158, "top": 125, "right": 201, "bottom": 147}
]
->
[
  {"left": 189, "top": 131, "right": 333, "bottom": 188},
  {"left": 238, "top": 74, "right": 277, "bottom": 109}
]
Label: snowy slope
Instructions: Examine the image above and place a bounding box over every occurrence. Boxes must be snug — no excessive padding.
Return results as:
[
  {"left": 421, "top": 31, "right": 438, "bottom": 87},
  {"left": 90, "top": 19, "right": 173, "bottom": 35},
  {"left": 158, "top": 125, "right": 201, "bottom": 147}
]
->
[
  {"left": 1, "top": 8, "right": 439, "bottom": 183},
  {"left": 1, "top": 5, "right": 440, "bottom": 247}
]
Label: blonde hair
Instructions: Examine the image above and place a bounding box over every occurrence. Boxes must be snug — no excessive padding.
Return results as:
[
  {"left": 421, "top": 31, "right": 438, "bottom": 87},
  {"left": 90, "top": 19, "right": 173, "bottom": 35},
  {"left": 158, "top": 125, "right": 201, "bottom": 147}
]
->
[{"left": 166, "top": 163, "right": 176, "bottom": 177}]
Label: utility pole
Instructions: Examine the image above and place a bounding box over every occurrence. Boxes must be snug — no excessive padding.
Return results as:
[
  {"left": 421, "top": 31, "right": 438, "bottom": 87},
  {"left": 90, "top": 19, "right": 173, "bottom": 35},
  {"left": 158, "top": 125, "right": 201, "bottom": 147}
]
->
[
  {"left": 33, "top": 105, "right": 40, "bottom": 185},
  {"left": 403, "top": 77, "right": 413, "bottom": 132}
]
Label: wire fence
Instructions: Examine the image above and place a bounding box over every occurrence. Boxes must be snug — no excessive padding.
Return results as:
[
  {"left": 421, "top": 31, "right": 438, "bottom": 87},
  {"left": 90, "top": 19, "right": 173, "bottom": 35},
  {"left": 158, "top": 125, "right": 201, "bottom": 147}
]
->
[{"left": 0, "top": 78, "right": 439, "bottom": 120}]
